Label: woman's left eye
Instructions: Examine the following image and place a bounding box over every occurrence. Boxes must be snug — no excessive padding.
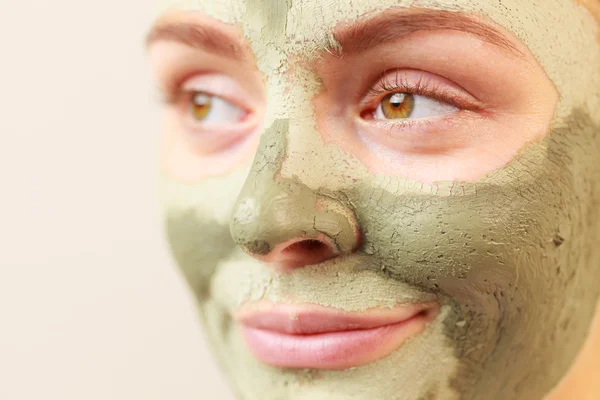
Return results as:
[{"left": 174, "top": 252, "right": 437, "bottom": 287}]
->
[
  {"left": 374, "top": 92, "right": 458, "bottom": 120},
  {"left": 188, "top": 92, "right": 246, "bottom": 124}
]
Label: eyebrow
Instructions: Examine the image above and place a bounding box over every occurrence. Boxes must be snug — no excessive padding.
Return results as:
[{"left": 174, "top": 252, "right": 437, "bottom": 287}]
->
[
  {"left": 331, "top": 9, "right": 522, "bottom": 58},
  {"left": 145, "top": 21, "right": 247, "bottom": 61},
  {"left": 146, "top": 9, "right": 522, "bottom": 61}
]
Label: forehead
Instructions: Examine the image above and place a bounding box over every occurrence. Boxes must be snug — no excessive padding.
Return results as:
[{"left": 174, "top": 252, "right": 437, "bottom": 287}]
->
[{"left": 157, "top": 0, "right": 600, "bottom": 120}]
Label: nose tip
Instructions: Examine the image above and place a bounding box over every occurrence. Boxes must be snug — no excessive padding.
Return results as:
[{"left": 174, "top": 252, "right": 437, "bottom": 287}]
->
[{"left": 230, "top": 190, "right": 360, "bottom": 271}]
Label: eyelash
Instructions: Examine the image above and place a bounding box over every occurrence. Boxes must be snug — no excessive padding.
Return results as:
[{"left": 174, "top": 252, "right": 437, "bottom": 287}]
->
[
  {"left": 159, "top": 87, "right": 249, "bottom": 123},
  {"left": 362, "top": 71, "right": 480, "bottom": 117}
]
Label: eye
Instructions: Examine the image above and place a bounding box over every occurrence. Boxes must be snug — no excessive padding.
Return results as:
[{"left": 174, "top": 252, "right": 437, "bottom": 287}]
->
[
  {"left": 374, "top": 92, "right": 458, "bottom": 120},
  {"left": 160, "top": 73, "right": 260, "bottom": 156},
  {"left": 189, "top": 92, "right": 246, "bottom": 124}
]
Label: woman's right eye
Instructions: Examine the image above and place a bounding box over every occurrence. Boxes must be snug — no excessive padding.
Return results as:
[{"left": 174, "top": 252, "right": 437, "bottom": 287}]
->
[
  {"left": 373, "top": 92, "right": 458, "bottom": 121},
  {"left": 188, "top": 91, "right": 246, "bottom": 125}
]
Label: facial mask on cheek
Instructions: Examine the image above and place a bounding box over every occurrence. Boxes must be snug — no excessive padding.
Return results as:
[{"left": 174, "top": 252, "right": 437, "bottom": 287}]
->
[
  {"left": 340, "top": 110, "right": 600, "bottom": 399},
  {"left": 161, "top": 168, "right": 251, "bottom": 300},
  {"left": 213, "top": 107, "right": 599, "bottom": 399}
]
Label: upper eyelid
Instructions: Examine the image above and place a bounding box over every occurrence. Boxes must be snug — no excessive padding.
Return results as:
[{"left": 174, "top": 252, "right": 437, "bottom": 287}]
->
[
  {"left": 359, "top": 70, "right": 483, "bottom": 111},
  {"left": 163, "top": 73, "right": 254, "bottom": 111},
  {"left": 164, "top": 90, "right": 251, "bottom": 122}
]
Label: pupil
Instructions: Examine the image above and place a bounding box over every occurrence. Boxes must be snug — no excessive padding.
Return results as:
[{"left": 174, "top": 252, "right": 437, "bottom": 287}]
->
[{"left": 390, "top": 93, "right": 405, "bottom": 108}]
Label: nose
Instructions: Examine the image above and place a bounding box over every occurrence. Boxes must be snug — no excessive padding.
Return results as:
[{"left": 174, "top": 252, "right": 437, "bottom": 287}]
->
[{"left": 230, "top": 119, "right": 360, "bottom": 270}]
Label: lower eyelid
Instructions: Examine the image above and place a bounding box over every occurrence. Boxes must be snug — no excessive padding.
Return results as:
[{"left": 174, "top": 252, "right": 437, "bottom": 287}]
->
[
  {"left": 351, "top": 112, "right": 478, "bottom": 157},
  {"left": 368, "top": 108, "right": 469, "bottom": 131},
  {"left": 372, "top": 117, "right": 436, "bottom": 130}
]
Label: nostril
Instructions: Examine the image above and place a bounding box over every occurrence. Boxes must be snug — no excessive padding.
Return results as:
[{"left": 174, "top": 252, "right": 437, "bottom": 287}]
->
[
  {"left": 272, "top": 238, "right": 337, "bottom": 270},
  {"left": 282, "top": 239, "right": 328, "bottom": 254}
]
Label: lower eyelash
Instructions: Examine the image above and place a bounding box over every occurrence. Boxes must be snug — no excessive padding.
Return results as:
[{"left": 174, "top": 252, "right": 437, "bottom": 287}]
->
[{"left": 373, "top": 116, "right": 437, "bottom": 132}]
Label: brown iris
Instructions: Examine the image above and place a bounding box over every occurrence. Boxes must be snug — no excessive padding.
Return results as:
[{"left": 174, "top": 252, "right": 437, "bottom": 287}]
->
[
  {"left": 190, "top": 92, "right": 213, "bottom": 121},
  {"left": 381, "top": 92, "right": 415, "bottom": 119}
]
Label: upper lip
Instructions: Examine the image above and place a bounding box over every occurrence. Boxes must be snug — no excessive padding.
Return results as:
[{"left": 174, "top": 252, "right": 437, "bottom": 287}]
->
[{"left": 235, "top": 302, "right": 437, "bottom": 335}]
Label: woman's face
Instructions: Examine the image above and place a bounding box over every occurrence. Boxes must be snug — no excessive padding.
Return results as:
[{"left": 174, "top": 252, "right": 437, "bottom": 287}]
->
[{"left": 147, "top": 1, "right": 600, "bottom": 399}]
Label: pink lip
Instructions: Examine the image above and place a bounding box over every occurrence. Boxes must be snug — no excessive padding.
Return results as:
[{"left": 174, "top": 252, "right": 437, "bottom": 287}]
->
[{"left": 235, "top": 302, "right": 438, "bottom": 370}]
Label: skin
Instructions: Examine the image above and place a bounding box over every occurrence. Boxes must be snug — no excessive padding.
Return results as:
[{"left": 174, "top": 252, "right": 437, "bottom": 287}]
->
[{"left": 148, "top": 1, "right": 600, "bottom": 399}]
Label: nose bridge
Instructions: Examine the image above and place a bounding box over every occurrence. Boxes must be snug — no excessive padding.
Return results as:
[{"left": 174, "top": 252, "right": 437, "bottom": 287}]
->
[{"left": 230, "top": 119, "right": 359, "bottom": 258}]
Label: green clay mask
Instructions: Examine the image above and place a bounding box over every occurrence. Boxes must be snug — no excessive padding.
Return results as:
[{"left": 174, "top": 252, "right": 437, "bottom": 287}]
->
[{"left": 152, "top": 1, "right": 600, "bottom": 399}]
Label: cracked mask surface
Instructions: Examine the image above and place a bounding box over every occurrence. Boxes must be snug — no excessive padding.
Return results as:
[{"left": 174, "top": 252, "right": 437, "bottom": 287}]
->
[{"left": 156, "top": 0, "right": 600, "bottom": 399}]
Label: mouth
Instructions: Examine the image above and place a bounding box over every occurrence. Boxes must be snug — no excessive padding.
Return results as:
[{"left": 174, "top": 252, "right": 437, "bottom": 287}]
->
[{"left": 235, "top": 301, "right": 439, "bottom": 370}]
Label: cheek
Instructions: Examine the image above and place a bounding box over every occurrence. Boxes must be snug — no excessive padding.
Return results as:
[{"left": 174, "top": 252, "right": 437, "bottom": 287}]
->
[
  {"left": 159, "top": 167, "right": 252, "bottom": 298},
  {"left": 342, "top": 167, "right": 567, "bottom": 383},
  {"left": 165, "top": 209, "right": 236, "bottom": 300}
]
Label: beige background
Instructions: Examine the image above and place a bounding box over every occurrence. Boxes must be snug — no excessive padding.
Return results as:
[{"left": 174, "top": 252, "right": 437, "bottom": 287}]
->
[{"left": 0, "top": 1, "right": 234, "bottom": 399}]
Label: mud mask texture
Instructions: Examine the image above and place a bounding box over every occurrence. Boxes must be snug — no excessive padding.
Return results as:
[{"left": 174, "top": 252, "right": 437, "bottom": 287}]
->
[{"left": 156, "top": 1, "right": 600, "bottom": 399}]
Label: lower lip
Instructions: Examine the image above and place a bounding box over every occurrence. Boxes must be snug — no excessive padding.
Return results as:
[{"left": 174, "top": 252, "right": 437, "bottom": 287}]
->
[{"left": 240, "top": 311, "right": 431, "bottom": 370}]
